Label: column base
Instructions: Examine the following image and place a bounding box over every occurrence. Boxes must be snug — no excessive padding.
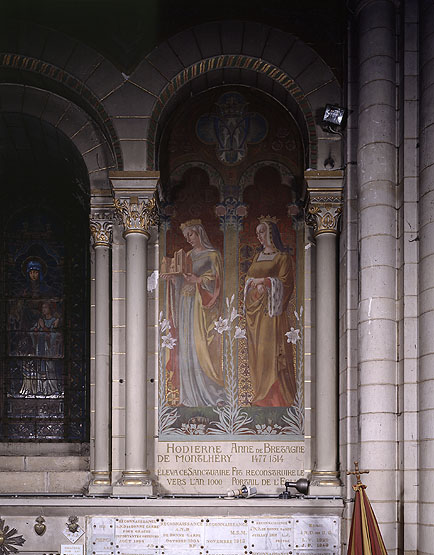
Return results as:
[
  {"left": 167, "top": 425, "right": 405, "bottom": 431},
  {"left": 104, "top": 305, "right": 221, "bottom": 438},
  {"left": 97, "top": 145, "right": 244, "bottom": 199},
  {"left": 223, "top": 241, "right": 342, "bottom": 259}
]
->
[
  {"left": 87, "top": 472, "right": 112, "bottom": 495},
  {"left": 308, "top": 471, "right": 343, "bottom": 496},
  {"left": 112, "top": 471, "right": 154, "bottom": 497}
]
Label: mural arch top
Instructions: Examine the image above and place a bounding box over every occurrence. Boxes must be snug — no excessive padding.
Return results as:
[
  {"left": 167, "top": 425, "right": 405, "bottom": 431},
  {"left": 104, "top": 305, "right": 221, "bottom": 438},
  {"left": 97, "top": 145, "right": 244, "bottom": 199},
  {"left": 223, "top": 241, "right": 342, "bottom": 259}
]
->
[{"left": 131, "top": 21, "right": 341, "bottom": 171}]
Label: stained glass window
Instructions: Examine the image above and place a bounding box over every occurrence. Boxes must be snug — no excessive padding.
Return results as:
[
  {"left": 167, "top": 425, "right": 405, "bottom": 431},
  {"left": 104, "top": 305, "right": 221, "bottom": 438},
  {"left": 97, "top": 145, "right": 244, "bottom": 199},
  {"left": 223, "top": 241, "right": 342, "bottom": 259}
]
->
[{"left": 0, "top": 185, "right": 89, "bottom": 442}]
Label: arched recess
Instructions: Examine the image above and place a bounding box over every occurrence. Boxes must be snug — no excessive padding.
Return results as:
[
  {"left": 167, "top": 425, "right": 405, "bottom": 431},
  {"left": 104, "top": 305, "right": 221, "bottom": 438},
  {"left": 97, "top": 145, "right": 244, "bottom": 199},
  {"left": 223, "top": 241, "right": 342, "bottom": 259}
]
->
[
  {"left": 0, "top": 112, "right": 91, "bottom": 442},
  {"left": 169, "top": 162, "right": 225, "bottom": 201},
  {"left": 239, "top": 160, "right": 299, "bottom": 199},
  {"left": 124, "top": 21, "right": 341, "bottom": 170},
  {"left": 0, "top": 55, "right": 122, "bottom": 173},
  {"left": 0, "top": 83, "right": 116, "bottom": 190},
  {"left": 0, "top": 19, "right": 126, "bottom": 172}
]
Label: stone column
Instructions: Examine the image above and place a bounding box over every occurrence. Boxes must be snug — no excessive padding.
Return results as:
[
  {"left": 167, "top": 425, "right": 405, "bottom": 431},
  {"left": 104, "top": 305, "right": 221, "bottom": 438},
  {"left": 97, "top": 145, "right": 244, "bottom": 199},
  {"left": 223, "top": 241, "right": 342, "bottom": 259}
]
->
[
  {"left": 305, "top": 170, "right": 343, "bottom": 494},
  {"left": 88, "top": 212, "right": 113, "bottom": 493},
  {"left": 419, "top": 1, "right": 434, "bottom": 550},
  {"left": 112, "top": 184, "right": 158, "bottom": 495},
  {"left": 356, "top": 0, "right": 398, "bottom": 548}
]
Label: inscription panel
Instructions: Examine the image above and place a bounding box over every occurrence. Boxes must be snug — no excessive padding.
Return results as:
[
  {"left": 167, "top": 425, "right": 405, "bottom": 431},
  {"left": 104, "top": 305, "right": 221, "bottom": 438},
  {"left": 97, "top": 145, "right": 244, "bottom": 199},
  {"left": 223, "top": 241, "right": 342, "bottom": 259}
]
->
[
  {"left": 156, "top": 440, "right": 305, "bottom": 494},
  {"left": 88, "top": 516, "right": 340, "bottom": 555}
]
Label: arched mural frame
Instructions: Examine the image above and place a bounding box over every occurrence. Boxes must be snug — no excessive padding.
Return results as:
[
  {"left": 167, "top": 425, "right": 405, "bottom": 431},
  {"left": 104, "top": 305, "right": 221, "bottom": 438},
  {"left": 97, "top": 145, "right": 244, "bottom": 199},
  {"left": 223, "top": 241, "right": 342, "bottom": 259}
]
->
[{"left": 147, "top": 55, "right": 318, "bottom": 171}]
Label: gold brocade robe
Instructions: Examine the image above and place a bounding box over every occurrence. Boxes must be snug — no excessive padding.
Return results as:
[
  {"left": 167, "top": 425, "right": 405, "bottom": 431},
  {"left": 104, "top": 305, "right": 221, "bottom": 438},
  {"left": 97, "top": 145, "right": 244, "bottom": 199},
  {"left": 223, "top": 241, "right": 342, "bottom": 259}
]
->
[
  {"left": 189, "top": 249, "right": 224, "bottom": 388},
  {"left": 167, "top": 248, "right": 225, "bottom": 407},
  {"left": 245, "top": 251, "right": 296, "bottom": 406}
]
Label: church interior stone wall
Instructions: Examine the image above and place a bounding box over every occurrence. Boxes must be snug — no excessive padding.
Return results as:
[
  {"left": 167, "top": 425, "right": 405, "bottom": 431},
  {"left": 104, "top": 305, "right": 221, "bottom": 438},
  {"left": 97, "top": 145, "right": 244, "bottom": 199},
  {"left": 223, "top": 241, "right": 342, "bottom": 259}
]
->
[{"left": 0, "top": 1, "right": 430, "bottom": 554}]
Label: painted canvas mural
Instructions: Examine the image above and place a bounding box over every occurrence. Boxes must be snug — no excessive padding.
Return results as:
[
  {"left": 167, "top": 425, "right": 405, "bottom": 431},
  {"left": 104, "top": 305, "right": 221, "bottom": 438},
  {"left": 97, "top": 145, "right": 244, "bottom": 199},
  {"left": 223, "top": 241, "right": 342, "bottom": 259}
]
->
[{"left": 158, "top": 88, "right": 305, "bottom": 439}]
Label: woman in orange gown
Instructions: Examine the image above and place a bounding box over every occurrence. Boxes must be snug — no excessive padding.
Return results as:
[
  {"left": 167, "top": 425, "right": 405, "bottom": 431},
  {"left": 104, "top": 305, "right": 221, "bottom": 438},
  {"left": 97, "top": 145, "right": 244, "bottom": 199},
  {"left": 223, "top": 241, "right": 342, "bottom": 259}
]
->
[{"left": 244, "top": 217, "right": 296, "bottom": 407}]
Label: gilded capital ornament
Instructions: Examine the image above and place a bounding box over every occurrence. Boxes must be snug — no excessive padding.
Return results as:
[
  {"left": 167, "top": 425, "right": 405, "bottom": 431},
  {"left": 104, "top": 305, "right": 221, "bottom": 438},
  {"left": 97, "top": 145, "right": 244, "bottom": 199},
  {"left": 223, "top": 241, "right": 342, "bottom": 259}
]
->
[
  {"left": 306, "top": 191, "right": 343, "bottom": 236},
  {"left": 90, "top": 218, "right": 113, "bottom": 247},
  {"left": 114, "top": 195, "right": 159, "bottom": 237}
]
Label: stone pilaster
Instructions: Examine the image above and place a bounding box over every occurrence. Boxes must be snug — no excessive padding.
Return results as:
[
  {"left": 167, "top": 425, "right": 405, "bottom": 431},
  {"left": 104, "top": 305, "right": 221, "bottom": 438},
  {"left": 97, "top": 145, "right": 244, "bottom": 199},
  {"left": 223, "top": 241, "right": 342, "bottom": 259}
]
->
[
  {"left": 305, "top": 170, "right": 343, "bottom": 494},
  {"left": 88, "top": 210, "right": 113, "bottom": 494},
  {"left": 419, "top": 2, "right": 434, "bottom": 551},
  {"left": 111, "top": 172, "right": 159, "bottom": 496}
]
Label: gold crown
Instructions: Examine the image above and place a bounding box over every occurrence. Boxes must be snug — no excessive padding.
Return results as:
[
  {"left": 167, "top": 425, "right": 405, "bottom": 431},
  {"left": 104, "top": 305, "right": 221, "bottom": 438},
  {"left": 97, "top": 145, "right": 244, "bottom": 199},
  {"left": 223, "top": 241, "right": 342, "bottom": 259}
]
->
[
  {"left": 258, "top": 215, "right": 279, "bottom": 225},
  {"left": 180, "top": 219, "right": 202, "bottom": 231}
]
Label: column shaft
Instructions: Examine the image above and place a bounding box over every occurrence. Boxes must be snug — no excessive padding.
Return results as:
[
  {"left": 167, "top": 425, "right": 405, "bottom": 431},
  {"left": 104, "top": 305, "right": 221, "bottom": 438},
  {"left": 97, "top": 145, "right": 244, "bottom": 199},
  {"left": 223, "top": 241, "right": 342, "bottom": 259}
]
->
[
  {"left": 315, "top": 233, "right": 338, "bottom": 472},
  {"left": 94, "top": 245, "right": 111, "bottom": 480},
  {"left": 357, "top": 0, "right": 398, "bottom": 548},
  {"left": 125, "top": 232, "right": 148, "bottom": 476},
  {"left": 88, "top": 215, "right": 113, "bottom": 494}
]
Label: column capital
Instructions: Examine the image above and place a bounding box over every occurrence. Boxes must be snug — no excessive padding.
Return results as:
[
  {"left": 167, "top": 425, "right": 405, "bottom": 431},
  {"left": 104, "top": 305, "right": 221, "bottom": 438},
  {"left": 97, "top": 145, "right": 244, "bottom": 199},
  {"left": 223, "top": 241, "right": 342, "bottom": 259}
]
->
[
  {"left": 111, "top": 171, "right": 160, "bottom": 237},
  {"left": 90, "top": 210, "right": 114, "bottom": 247},
  {"left": 305, "top": 170, "right": 344, "bottom": 236}
]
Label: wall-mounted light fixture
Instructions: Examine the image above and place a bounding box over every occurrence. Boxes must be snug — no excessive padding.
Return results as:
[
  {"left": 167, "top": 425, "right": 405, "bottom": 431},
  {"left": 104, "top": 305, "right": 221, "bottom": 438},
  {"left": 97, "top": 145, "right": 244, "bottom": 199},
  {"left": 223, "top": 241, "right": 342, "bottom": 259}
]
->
[
  {"left": 322, "top": 104, "right": 347, "bottom": 134},
  {"left": 278, "top": 478, "right": 309, "bottom": 499}
]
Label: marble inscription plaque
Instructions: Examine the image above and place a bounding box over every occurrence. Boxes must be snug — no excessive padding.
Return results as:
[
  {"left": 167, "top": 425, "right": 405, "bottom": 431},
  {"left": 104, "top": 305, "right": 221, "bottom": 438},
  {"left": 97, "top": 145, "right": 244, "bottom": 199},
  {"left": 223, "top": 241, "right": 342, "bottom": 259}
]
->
[
  {"left": 156, "top": 440, "right": 305, "bottom": 494},
  {"left": 90, "top": 517, "right": 115, "bottom": 554},
  {"left": 88, "top": 516, "right": 340, "bottom": 555},
  {"left": 116, "top": 517, "right": 160, "bottom": 552},
  {"left": 160, "top": 517, "right": 203, "bottom": 554},
  {"left": 205, "top": 518, "right": 248, "bottom": 552},
  {"left": 293, "top": 517, "right": 340, "bottom": 553},
  {"left": 60, "top": 546, "right": 83, "bottom": 555},
  {"left": 249, "top": 518, "right": 292, "bottom": 552}
]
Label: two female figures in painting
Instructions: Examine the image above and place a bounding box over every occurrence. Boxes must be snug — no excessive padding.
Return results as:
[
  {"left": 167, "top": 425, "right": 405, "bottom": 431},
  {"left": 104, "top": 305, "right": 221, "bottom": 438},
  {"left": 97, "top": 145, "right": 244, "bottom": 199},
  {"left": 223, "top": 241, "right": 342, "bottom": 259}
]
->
[{"left": 162, "top": 217, "right": 296, "bottom": 409}]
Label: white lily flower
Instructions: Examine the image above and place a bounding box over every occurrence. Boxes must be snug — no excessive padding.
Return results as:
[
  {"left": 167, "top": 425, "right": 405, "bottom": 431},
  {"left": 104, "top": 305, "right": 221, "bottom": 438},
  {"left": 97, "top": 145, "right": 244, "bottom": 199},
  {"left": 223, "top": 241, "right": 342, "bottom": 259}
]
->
[
  {"left": 230, "top": 307, "right": 239, "bottom": 322},
  {"left": 159, "top": 317, "right": 171, "bottom": 333},
  {"left": 285, "top": 327, "right": 300, "bottom": 344},
  {"left": 214, "top": 317, "right": 230, "bottom": 334},
  {"left": 234, "top": 326, "right": 246, "bottom": 339},
  {"left": 161, "top": 333, "right": 177, "bottom": 349}
]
